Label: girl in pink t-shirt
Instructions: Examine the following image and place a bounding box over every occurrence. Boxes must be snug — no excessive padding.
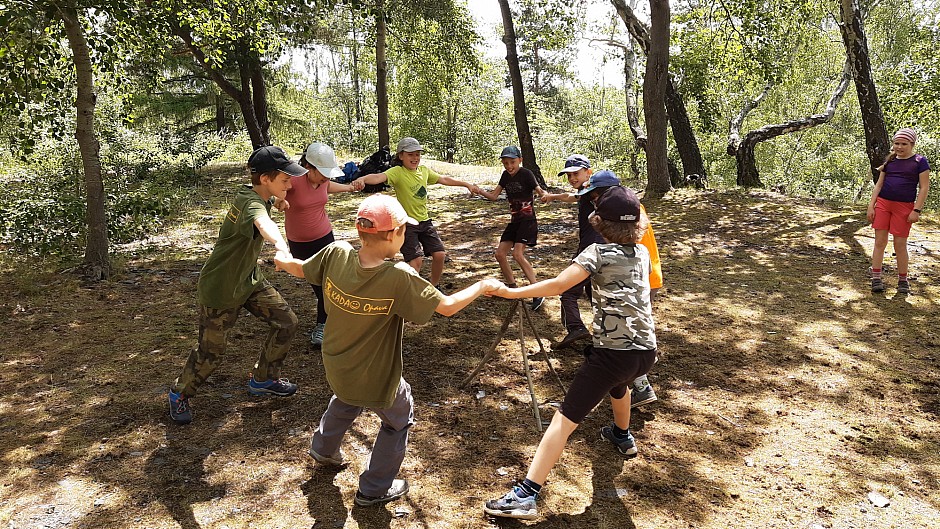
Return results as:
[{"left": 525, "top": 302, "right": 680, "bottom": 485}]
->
[
  {"left": 867, "top": 128, "right": 931, "bottom": 294},
  {"left": 284, "top": 143, "right": 362, "bottom": 347}
]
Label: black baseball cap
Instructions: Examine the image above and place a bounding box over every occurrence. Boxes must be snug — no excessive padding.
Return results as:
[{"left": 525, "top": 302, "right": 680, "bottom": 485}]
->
[
  {"left": 248, "top": 146, "right": 307, "bottom": 177},
  {"left": 592, "top": 186, "right": 641, "bottom": 222}
]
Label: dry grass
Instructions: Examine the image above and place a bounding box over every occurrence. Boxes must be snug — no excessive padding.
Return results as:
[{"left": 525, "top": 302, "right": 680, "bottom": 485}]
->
[{"left": 1, "top": 165, "right": 938, "bottom": 529}]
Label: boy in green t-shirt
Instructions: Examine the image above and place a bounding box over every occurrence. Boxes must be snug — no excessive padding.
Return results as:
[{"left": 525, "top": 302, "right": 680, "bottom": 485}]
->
[
  {"left": 275, "top": 194, "right": 499, "bottom": 507},
  {"left": 168, "top": 146, "right": 304, "bottom": 425},
  {"left": 353, "top": 137, "right": 482, "bottom": 290}
]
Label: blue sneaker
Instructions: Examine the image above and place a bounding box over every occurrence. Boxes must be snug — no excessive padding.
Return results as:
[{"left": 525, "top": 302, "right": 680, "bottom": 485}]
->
[
  {"left": 247, "top": 376, "right": 298, "bottom": 397},
  {"left": 483, "top": 486, "right": 538, "bottom": 520},
  {"left": 168, "top": 390, "right": 192, "bottom": 424},
  {"left": 600, "top": 425, "right": 638, "bottom": 458}
]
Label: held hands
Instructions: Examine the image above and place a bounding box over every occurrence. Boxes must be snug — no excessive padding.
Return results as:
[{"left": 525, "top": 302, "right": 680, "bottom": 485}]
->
[
  {"left": 480, "top": 278, "right": 515, "bottom": 298},
  {"left": 273, "top": 251, "right": 293, "bottom": 272},
  {"left": 468, "top": 184, "right": 484, "bottom": 196},
  {"left": 273, "top": 197, "right": 290, "bottom": 212},
  {"left": 350, "top": 179, "right": 365, "bottom": 192}
]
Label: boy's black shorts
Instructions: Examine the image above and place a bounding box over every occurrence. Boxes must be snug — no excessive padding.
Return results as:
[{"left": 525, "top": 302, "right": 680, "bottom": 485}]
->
[
  {"left": 401, "top": 220, "right": 446, "bottom": 261},
  {"left": 499, "top": 218, "right": 538, "bottom": 246},
  {"left": 560, "top": 345, "right": 657, "bottom": 424}
]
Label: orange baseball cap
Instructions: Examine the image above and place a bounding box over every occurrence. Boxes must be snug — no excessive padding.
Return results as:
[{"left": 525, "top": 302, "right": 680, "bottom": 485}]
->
[{"left": 356, "top": 194, "right": 418, "bottom": 233}]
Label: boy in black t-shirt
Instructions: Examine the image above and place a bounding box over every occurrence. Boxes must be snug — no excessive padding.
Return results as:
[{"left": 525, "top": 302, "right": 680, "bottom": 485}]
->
[{"left": 475, "top": 146, "right": 547, "bottom": 311}]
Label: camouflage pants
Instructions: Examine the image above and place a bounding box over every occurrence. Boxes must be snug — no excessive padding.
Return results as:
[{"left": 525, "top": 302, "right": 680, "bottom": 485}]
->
[{"left": 174, "top": 281, "right": 299, "bottom": 397}]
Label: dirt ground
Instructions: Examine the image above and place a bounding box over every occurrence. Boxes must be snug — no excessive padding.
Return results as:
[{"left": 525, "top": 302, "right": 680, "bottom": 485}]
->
[{"left": 1, "top": 163, "right": 938, "bottom": 529}]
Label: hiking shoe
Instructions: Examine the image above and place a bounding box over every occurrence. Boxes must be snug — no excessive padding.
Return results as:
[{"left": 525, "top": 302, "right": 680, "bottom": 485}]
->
[
  {"left": 630, "top": 385, "right": 658, "bottom": 409},
  {"left": 308, "top": 446, "right": 345, "bottom": 466},
  {"left": 600, "top": 425, "right": 638, "bottom": 459},
  {"left": 556, "top": 327, "right": 590, "bottom": 349},
  {"left": 310, "top": 322, "right": 325, "bottom": 348},
  {"left": 483, "top": 487, "right": 538, "bottom": 520},
  {"left": 530, "top": 297, "right": 545, "bottom": 312},
  {"left": 247, "top": 376, "right": 298, "bottom": 397},
  {"left": 168, "top": 390, "right": 192, "bottom": 425},
  {"left": 871, "top": 277, "right": 885, "bottom": 292},
  {"left": 897, "top": 280, "right": 910, "bottom": 294},
  {"left": 354, "top": 479, "right": 409, "bottom": 507}
]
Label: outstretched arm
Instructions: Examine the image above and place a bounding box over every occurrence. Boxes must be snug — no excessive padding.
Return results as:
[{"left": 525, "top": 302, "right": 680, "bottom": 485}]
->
[
  {"left": 274, "top": 254, "right": 306, "bottom": 278},
  {"left": 476, "top": 184, "right": 503, "bottom": 201},
  {"left": 436, "top": 278, "right": 503, "bottom": 316},
  {"left": 254, "top": 215, "right": 290, "bottom": 255},
  {"left": 436, "top": 175, "right": 476, "bottom": 191},
  {"left": 328, "top": 180, "right": 364, "bottom": 193},
  {"left": 488, "top": 263, "right": 589, "bottom": 299},
  {"left": 541, "top": 192, "right": 578, "bottom": 203},
  {"left": 353, "top": 172, "right": 389, "bottom": 188}
]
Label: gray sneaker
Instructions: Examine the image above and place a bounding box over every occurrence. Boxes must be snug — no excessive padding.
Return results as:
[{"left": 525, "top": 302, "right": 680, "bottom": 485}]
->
[
  {"left": 630, "top": 385, "right": 658, "bottom": 408},
  {"left": 600, "top": 425, "right": 638, "bottom": 459},
  {"left": 310, "top": 322, "right": 325, "bottom": 348},
  {"left": 897, "top": 280, "right": 910, "bottom": 294},
  {"left": 308, "top": 445, "right": 345, "bottom": 466},
  {"left": 483, "top": 487, "right": 538, "bottom": 520},
  {"left": 871, "top": 277, "right": 885, "bottom": 292},
  {"left": 354, "top": 479, "right": 409, "bottom": 507}
]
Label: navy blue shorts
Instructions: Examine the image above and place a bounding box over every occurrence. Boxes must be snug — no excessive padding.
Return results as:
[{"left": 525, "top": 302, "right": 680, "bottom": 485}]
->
[{"left": 560, "top": 345, "right": 657, "bottom": 424}]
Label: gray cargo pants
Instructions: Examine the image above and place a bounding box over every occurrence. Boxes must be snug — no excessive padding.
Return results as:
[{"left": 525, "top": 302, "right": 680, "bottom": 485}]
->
[{"left": 310, "top": 378, "right": 415, "bottom": 497}]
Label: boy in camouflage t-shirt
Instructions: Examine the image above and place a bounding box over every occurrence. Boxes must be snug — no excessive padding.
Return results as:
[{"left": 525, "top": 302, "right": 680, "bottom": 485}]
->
[{"left": 482, "top": 186, "right": 657, "bottom": 521}]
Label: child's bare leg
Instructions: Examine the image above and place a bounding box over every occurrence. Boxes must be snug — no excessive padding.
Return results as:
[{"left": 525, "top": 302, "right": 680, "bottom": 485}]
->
[
  {"left": 429, "top": 251, "right": 446, "bottom": 287},
  {"left": 408, "top": 256, "right": 423, "bottom": 275},
  {"left": 512, "top": 243, "right": 537, "bottom": 285},
  {"left": 611, "top": 392, "right": 631, "bottom": 431},
  {"left": 893, "top": 236, "right": 909, "bottom": 275},
  {"left": 495, "top": 241, "right": 516, "bottom": 284},
  {"left": 524, "top": 411, "right": 578, "bottom": 486},
  {"left": 872, "top": 229, "right": 889, "bottom": 269}
]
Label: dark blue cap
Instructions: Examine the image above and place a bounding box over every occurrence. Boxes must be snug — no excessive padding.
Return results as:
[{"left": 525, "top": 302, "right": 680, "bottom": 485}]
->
[
  {"left": 557, "top": 154, "right": 591, "bottom": 175},
  {"left": 575, "top": 169, "right": 620, "bottom": 195},
  {"left": 500, "top": 145, "right": 522, "bottom": 158}
]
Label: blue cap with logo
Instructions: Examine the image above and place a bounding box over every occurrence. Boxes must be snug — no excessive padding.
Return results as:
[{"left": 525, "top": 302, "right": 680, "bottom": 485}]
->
[
  {"left": 500, "top": 145, "right": 522, "bottom": 159},
  {"left": 575, "top": 169, "right": 621, "bottom": 195}
]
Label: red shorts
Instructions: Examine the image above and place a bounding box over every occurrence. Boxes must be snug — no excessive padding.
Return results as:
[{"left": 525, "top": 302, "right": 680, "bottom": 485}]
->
[{"left": 872, "top": 197, "right": 914, "bottom": 238}]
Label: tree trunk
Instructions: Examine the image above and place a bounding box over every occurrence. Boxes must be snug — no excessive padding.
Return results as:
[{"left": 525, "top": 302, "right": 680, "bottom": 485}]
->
[
  {"left": 613, "top": 0, "right": 705, "bottom": 183},
  {"left": 623, "top": 43, "right": 644, "bottom": 180},
  {"left": 60, "top": 6, "right": 110, "bottom": 280},
  {"left": 173, "top": 25, "right": 268, "bottom": 148},
  {"left": 497, "top": 0, "right": 546, "bottom": 189},
  {"left": 839, "top": 0, "right": 889, "bottom": 182},
  {"left": 734, "top": 62, "right": 852, "bottom": 187},
  {"left": 644, "top": 0, "right": 671, "bottom": 197},
  {"left": 351, "top": 20, "right": 363, "bottom": 124},
  {"left": 376, "top": 0, "right": 390, "bottom": 149},
  {"left": 665, "top": 75, "right": 706, "bottom": 181},
  {"left": 248, "top": 56, "right": 270, "bottom": 146}
]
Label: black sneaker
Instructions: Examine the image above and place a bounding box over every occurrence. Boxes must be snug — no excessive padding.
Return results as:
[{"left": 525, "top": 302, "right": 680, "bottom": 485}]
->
[
  {"left": 483, "top": 486, "right": 538, "bottom": 520},
  {"left": 247, "top": 376, "right": 298, "bottom": 397},
  {"left": 600, "top": 425, "right": 638, "bottom": 459},
  {"left": 530, "top": 297, "right": 545, "bottom": 312},
  {"left": 556, "top": 327, "right": 590, "bottom": 349},
  {"left": 871, "top": 277, "right": 885, "bottom": 292},
  {"left": 897, "top": 280, "right": 910, "bottom": 294},
  {"left": 354, "top": 479, "right": 409, "bottom": 507},
  {"left": 168, "top": 390, "right": 192, "bottom": 425}
]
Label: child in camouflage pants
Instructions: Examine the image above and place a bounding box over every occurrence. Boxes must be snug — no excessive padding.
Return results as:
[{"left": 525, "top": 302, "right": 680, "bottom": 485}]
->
[{"left": 168, "top": 146, "right": 304, "bottom": 425}]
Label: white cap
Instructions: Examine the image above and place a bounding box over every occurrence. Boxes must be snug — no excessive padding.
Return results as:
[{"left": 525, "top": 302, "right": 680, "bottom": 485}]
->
[
  {"left": 304, "top": 142, "right": 344, "bottom": 179},
  {"left": 396, "top": 137, "right": 424, "bottom": 153}
]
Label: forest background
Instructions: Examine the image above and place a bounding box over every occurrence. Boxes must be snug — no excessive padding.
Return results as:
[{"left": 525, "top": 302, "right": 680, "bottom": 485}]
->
[{"left": 2, "top": 0, "right": 939, "bottom": 275}]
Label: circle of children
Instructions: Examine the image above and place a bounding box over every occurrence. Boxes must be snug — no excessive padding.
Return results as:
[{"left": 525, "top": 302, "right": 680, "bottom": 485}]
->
[{"left": 166, "top": 127, "right": 929, "bottom": 520}]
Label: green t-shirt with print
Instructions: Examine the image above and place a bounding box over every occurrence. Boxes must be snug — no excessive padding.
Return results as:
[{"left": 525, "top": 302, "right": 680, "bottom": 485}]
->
[
  {"left": 302, "top": 241, "right": 444, "bottom": 408},
  {"left": 384, "top": 165, "right": 441, "bottom": 222},
  {"left": 197, "top": 186, "right": 271, "bottom": 309}
]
